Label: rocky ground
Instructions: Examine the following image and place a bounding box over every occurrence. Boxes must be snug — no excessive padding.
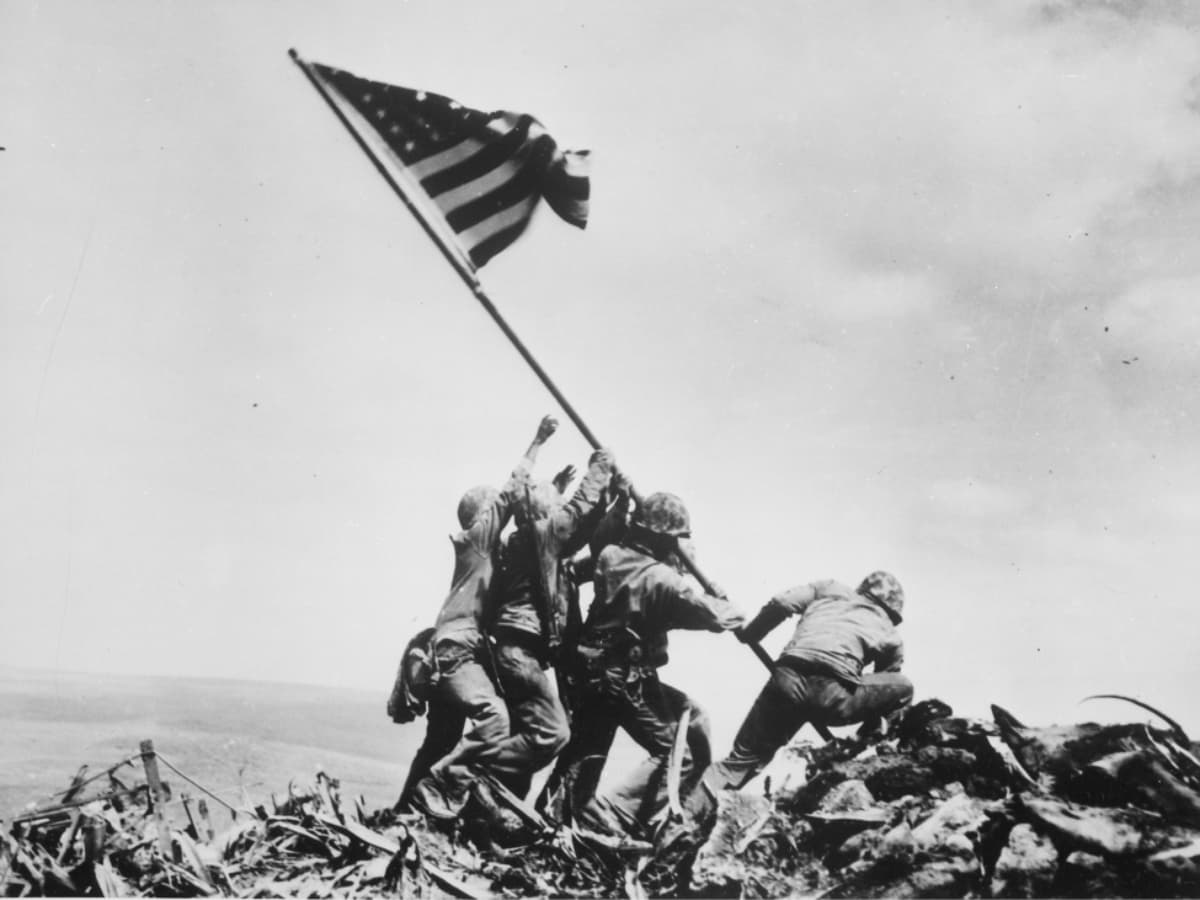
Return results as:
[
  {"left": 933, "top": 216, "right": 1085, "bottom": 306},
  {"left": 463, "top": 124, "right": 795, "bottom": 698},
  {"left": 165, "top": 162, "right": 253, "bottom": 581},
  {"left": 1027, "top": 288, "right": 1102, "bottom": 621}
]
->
[{"left": 4, "top": 697, "right": 1200, "bottom": 897}]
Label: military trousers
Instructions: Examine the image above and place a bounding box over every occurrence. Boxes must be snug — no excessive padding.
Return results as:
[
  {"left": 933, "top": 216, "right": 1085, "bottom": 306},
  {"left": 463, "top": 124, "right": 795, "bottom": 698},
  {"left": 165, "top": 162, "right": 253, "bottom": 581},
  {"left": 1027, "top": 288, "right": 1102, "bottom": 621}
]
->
[
  {"left": 397, "top": 700, "right": 465, "bottom": 809},
  {"left": 538, "top": 666, "right": 711, "bottom": 835},
  {"left": 707, "top": 659, "right": 913, "bottom": 792},
  {"left": 413, "top": 638, "right": 529, "bottom": 806},
  {"left": 492, "top": 633, "right": 570, "bottom": 798}
]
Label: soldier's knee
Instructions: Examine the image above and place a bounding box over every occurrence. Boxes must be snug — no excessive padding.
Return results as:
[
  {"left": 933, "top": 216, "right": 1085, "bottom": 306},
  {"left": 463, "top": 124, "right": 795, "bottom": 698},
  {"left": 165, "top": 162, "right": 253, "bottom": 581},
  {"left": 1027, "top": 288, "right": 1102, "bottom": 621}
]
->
[
  {"left": 471, "top": 697, "right": 511, "bottom": 740},
  {"left": 533, "top": 712, "right": 570, "bottom": 758}
]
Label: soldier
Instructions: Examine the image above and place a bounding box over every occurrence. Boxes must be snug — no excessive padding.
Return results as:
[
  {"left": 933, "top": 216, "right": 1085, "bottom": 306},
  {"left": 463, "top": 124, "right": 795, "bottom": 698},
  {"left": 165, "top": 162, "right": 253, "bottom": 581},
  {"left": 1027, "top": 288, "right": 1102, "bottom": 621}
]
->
[
  {"left": 538, "top": 492, "right": 745, "bottom": 837},
  {"left": 406, "top": 415, "right": 559, "bottom": 819},
  {"left": 487, "top": 447, "right": 617, "bottom": 798},
  {"left": 705, "top": 571, "right": 913, "bottom": 792}
]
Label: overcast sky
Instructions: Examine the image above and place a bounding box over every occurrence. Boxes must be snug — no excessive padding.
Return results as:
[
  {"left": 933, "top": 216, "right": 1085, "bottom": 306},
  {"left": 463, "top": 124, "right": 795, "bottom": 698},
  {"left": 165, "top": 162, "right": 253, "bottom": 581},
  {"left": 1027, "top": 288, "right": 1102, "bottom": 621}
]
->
[{"left": 3, "top": 0, "right": 1199, "bottom": 748}]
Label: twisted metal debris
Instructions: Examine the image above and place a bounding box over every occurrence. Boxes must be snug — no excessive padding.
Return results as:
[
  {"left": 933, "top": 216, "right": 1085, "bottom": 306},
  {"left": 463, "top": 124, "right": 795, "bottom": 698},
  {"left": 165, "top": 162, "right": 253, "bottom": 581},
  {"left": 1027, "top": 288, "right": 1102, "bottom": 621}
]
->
[{"left": 5, "top": 696, "right": 1200, "bottom": 898}]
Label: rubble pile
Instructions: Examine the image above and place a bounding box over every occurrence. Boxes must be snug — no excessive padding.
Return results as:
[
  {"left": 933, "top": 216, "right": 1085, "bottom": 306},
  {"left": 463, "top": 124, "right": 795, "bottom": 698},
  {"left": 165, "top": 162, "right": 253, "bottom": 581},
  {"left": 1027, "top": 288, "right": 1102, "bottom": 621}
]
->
[
  {"left": 0, "top": 756, "right": 535, "bottom": 898},
  {"left": 6, "top": 697, "right": 1200, "bottom": 898},
  {"left": 691, "top": 698, "right": 1200, "bottom": 898}
]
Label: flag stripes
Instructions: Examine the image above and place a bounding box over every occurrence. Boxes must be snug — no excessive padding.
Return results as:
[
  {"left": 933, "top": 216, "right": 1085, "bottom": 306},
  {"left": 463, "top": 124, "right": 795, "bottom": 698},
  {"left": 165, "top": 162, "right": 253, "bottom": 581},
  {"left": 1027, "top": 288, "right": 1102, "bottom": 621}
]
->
[{"left": 305, "top": 61, "right": 589, "bottom": 268}]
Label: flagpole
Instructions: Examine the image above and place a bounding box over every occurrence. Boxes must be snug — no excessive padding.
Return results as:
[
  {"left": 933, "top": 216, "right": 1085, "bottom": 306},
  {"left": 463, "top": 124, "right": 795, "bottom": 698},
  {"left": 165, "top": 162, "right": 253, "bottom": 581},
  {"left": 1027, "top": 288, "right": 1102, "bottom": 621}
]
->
[
  {"left": 288, "top": 49, "right": 779, "bottom": 678},
  {"left": 287, "top": 48, "right": 602, "bottom": 449}
]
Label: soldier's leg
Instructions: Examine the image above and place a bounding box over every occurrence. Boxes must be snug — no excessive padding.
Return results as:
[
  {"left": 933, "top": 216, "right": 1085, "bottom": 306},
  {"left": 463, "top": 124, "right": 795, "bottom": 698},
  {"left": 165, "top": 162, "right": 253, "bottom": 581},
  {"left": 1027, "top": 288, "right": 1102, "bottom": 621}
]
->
[
  {"left": 813, "top": 671, "right": 914, "bottom": 728},
  {"left": 413, "top": 647, "right": 512, "bottom": 817},
  {"left": 493, "top": 639, "right": 571, "bottom": 797},
  {"left": 587, "top": 677, "right": 709, "bottom": 833},
  {"left": 706, "top": 666, "right": 813, "bottom": 792},
  {"left": 536, "top": 686, "right": 619, "bottom": 826},
  {"left": 816, "top": 672, "right": 916, "bottom": 734},
  {"left": 396, "top": 701, "right": 466, "bottom": 809}
]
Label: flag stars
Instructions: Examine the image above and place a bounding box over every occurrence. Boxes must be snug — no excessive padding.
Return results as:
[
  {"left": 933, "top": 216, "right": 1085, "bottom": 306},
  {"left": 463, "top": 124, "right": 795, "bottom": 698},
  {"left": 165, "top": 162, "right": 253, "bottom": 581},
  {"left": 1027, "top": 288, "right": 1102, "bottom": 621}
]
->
[
  {"left": 363, "top": 92, "right": 373, "bottom": 103},
  {"left": 416, "top": 91, "right": 427, "bottom": 101}
]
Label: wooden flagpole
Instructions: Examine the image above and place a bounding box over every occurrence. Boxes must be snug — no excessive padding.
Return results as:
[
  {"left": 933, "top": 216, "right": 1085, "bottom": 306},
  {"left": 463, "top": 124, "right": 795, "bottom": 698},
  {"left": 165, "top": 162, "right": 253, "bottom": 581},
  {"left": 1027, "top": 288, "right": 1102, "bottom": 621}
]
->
[{"left": 288, "top": 49, "right": 777, "bottom": 676}]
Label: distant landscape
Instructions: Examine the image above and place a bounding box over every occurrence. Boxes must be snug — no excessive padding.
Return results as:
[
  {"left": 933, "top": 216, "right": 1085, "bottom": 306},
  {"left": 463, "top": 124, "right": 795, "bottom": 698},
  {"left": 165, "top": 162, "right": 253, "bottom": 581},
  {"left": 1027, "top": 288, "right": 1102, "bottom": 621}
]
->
[{"left": 0, "top": 666, "right": 419, "bottom": 823}]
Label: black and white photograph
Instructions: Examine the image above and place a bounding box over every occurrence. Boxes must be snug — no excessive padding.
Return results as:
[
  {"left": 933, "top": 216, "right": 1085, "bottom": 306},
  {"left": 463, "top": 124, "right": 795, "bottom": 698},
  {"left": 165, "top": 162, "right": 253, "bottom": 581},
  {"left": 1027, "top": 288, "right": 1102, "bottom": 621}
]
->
[{"left": 3, "top": 2, "right": 1200, "bottom": 896}]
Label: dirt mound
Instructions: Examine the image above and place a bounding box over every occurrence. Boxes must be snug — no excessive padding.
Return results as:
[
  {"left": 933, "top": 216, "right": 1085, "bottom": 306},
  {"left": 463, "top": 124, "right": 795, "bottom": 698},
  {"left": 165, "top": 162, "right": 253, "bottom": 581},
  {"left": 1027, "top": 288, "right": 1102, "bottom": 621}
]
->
[{"left": 5, "top": 698, "right": 1200, "bottom": 897}]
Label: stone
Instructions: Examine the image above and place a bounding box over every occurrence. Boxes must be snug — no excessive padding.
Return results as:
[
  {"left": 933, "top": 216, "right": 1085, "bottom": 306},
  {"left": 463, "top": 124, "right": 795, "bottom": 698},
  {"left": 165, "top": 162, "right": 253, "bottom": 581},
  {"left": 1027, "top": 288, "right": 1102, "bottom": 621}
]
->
[
  {"left": 815, "top": 779, "right": 875, "bottom": 815},
  {"left": 912, "top": 793, "right": 994, "bottom": 852},
  {"left": 989, "top": 823, "right": 1058, "bottom": 898}
]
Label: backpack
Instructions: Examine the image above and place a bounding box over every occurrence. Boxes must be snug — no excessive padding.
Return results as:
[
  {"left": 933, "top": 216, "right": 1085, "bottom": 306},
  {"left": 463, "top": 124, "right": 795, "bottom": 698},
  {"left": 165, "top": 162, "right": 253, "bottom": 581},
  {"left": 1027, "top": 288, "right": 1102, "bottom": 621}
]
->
[{"left": 386, "top": 627, "right": 437, "bottom": 724}]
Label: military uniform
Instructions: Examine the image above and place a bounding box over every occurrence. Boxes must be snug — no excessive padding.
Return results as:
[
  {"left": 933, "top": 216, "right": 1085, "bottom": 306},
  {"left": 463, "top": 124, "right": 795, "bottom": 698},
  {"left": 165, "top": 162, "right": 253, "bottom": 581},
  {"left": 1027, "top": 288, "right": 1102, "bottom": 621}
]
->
[
  {"left": 402, "top": 468, "right": 534, "bottom": 816},
  {"left": 539, "top": 531, "right": 744, "bottom": 834},
  {"left": 706, "top": 572, "right": 914, "bottom": 792},
  {"left": 488, "top": 450, "right": 614, "bottom": 796}
]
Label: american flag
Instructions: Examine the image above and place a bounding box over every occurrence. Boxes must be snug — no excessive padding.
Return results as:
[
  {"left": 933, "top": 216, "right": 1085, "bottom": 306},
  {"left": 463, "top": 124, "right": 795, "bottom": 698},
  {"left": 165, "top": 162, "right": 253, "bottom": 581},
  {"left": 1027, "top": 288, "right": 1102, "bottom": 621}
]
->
[{"left": 305, "top": 60, "right": 590, "bottom": 269}]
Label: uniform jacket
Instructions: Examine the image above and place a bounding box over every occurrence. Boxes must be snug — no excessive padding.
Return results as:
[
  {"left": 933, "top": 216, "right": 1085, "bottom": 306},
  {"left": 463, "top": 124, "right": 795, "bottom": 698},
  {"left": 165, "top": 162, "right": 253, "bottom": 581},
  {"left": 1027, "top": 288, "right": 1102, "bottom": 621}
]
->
[
  {"left": 432, "top": 464, "right": 531, "bottom": 649},
  {"left": 580, "top": 542, "right": 745, "bottom": 669},
  {"left": 492, "top": 454, "right": 613, "bottom": 649},
  {"left": 740, "top": 579, "right": 904, "bottom": 685}
]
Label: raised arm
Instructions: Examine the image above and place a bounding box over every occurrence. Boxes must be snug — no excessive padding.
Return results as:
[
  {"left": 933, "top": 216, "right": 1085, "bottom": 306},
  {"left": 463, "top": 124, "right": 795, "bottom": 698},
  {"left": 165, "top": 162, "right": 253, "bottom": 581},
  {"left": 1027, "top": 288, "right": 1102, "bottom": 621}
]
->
[
  {"left": 469, "top": 416, "right": 561, "bottom": 553},
  {"left": 515, "top": 414, "right": 559, "bottom": 478},
  {"left": 550, "top": 448, "right": 616, "bottom": 553}
]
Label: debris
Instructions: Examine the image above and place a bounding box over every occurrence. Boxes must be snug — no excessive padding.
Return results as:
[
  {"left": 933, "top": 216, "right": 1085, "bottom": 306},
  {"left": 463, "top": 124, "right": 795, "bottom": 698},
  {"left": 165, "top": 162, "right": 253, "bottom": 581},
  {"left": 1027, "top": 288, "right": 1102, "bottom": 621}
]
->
[
  {"left": 989, "top": 822, "right": 1058, "bottom": 898},
  {"left": 8, "top": 699, "right": 1200, "bottom": 897}
]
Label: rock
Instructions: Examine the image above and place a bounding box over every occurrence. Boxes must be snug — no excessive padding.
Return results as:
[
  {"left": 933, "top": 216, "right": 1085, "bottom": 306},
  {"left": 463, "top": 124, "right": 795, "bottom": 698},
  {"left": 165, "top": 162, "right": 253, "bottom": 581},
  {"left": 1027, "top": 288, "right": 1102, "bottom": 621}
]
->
[
  {"left": 877, "top": 822, "right": 917, "bottom": 866},
  {"left": 1057, "top": 850, "right": 1125, "bottom": 898},
  {"left": 826, "top": 841, "right": 980, "bottom": 899},
  {"left": 992, "top": 705, "right": 1183, "bottom": 793},
  {"left": 989, "top": 823, "right": 1058, "bottom": 898},
  {"left": 912, "top": 792, "right": 995, "bottom": 852},
  {"left": 1140, "top": 837, "right": 1200, "bottom": 896},
  {"left": 1072, "top": 749, "right": 1200, "bottom": 826},
  {"left": 914, "top": 746, "right": 978, "bottom": 784},
  {"left": 815, "top": 779, "right": 876, "bottom": 815},
  {"left": 763, "top": 742, "right": 811, "bottom": 802},
  {"left": 691, "top": 791, "right": 826, "bottom": 898},
  {"left": 690, "top": 791, "right": 774, "bottom": 895},
  {"left": 1020, "top": 793, "right": 1200, "bottom": 858},
  {"left": 806, "top": 779, "right": 889, "bottom": 849},
  {"left": 862, "top": 757, "right": 940, "bottom": 801}
]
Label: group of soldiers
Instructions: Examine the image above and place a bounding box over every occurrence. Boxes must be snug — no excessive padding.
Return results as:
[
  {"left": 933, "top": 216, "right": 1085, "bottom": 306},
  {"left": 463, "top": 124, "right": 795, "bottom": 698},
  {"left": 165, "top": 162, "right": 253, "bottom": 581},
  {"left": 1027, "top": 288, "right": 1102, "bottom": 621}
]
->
[{"left": 389, "top": 415, "right": 914, "bottom": 841}]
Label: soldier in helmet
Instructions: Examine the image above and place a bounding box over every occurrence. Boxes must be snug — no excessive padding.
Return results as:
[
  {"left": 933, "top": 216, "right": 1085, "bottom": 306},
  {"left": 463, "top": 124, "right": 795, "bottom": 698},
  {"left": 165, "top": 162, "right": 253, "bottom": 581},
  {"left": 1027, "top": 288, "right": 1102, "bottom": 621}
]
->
[
  {"left": 537, "top": 492, "right": 745, "bottom": 836},
  {"left": 405, "top": 414, "right": 560, "bottom": 819},
  {"left": 705, "top": 571, "right": 914, "bottom": 792},
  {"left": 486, "top": 447, "right": 618, "bottom": 799}
]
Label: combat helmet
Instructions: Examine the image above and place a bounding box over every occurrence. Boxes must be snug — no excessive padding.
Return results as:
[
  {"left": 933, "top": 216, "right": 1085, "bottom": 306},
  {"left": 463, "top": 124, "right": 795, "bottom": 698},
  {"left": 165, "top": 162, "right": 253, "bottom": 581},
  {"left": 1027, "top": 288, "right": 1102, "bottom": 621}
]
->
[
  {"left": 457, "top": 485, "right": 500, "bottom": 530},
  {"left": 857, "top": 570, "right": 905, "bottom": 624},
  {"left": 632, "top": 492, "right": 691, "bottom": 538}
]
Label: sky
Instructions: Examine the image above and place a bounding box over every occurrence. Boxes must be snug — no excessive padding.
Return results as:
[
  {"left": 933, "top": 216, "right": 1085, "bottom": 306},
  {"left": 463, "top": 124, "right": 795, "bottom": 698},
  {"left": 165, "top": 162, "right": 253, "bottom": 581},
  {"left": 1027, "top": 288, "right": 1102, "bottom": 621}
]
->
[{"left": 2, "top": 0, "right": 1199, "bottom": 751}]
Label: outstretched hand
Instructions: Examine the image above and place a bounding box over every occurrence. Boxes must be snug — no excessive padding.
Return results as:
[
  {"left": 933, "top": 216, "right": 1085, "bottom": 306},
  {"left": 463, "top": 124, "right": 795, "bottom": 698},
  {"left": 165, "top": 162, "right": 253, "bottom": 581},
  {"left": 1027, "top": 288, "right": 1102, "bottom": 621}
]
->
[
  {"left": 553, "top": 464, "right": 577, "bottom": 494},
  {"left": 535, "top": 415, "right": 560, "bottom": 443}
]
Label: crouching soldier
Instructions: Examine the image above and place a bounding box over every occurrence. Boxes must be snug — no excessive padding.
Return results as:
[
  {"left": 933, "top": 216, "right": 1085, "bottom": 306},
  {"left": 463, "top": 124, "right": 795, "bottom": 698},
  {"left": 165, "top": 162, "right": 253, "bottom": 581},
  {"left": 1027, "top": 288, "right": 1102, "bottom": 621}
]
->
[
  {"left": 488, "top": 447, "right": 617, "bottom": 799},
  {"left": 538, "top": 492, "right": 745, "bottom": 837},
  {"left": 706, "top": 571, "right": 914, "bottom": 792},
  {"left": 405, "top": 415, "right": 558, "bottom": 819}
]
